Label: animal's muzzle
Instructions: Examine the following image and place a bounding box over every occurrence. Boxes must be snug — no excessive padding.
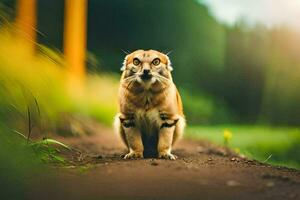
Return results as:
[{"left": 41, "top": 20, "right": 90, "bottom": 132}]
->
[{"left": 141, "top": 69, "right": 152, "bottom": 80}]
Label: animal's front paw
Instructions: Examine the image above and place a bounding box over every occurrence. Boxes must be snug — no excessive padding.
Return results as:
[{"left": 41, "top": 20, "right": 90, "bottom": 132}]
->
[
  {"left": 158, "top": 152, "right": 177, "bottom": 160},
  {"left": 123, "top": 151, "right": 143, "bottom": 159}
]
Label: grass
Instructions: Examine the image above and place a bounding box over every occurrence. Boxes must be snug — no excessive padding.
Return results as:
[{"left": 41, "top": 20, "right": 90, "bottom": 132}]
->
[
  {"left": 0, "top": 26, "right": 119, "bottom": 137},
  {"left": 0, "top": 25, "right": 119, "bottom": 195},
  {"left": 186, "top": 125, "right": 300, "bottom": 169}
]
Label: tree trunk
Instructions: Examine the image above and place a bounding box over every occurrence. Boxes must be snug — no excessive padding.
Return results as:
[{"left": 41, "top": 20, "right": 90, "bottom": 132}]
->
[
  {"left": 15, "top": 0, "right": 37, "bottom": 53},
  {"left": 63, "top": 0, "right": 88, "bottom": 82}
]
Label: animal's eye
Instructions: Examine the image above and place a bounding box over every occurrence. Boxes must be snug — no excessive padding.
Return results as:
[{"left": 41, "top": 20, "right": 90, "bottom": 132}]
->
[
  {"left": 133, "top": 58, "right": 140, "bottom": 66},
  {"left": 152, "top": 58, "right": 160, "bottom": 66}
]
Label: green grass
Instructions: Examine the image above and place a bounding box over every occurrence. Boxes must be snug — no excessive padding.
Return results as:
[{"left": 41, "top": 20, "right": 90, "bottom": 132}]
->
[
  {"left": 186, "top": 125, "right": 300, "bottom": 169},
  {"left": 0, "top": 27, "right": 119, "bottom": 136}
]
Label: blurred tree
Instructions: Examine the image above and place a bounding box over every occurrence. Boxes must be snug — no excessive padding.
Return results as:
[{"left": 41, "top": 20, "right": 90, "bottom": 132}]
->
[
  {"left": 15, "top": 0, "right": 36, "bottom": 52},
  {"left": 5, "top": 0, "right": 300, "bottom": 125},
  {"left": 63, "top": 0, "right": 87, "bottom": 82},
  {"left": 221, "top": 24, "right": 268, "bottom": 122},
  {"left": 261, "top": 28, "right": 300, "bottom": 125}
]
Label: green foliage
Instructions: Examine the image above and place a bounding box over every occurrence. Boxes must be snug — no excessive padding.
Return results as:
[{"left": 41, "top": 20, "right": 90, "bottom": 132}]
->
[
  {"left": 180, "top": 88, "right": 234, "bottom": 124},
  {"left": 29, "top": 138, "right": 70, "bottom": 164},
  {"left": 222, "top": 26, "right": 300, "bottom": 124},
  {"left": 186, "top": 126, "right": 300, "bottom": 169},
  {"left": 0, "top": 125, "right": 40, "bottom": 199},
  {"left": 0, "top": 123, "right": 72, "bottom": 198},
  {"left": 0, "top": 27, "right": 118, "bottom": 137},
  {"left": 33, "top": 0, "right": 300, "bottom": 125},
  {"left": 10, "top": 128, "right": 70, "bottom": 164}
]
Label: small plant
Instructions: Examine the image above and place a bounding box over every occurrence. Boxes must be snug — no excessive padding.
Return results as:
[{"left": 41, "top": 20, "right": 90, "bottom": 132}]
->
[
  {"left": 223, "top": 129, "right": 233, "bottom": 146},
  {"left": 14, "top": 130, "right": 71, "bottom": 164},
  {"left": 12, "top": 97, "right": 71, "bottom": 164},
  {"left": 30, "top": 138, "right": 71, "bottom": 164}
]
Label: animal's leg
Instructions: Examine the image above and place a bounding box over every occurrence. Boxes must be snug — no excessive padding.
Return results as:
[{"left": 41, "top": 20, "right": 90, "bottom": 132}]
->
[
  {"left": 172, "top": 116, "right": 186, "bottom": 145},
  {"left": 157, "top": 114, "right": 185, "bottom": 160},
  {"left": 119, "top": 115, "right": 144, "bottom": 159},
  {"left": 158, "top": 125, "right": 177, "bottom": 160},
  {"left": 157, "top": 114, "right": 179, "bottom": 160}
]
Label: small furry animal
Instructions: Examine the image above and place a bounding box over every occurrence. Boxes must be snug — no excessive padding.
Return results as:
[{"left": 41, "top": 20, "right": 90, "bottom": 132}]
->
[{"left": 114, "top": 49, "right": 185, "bottom": 160}]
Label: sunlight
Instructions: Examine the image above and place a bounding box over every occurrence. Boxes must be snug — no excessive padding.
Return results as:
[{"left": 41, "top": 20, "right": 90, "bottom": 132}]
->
[{"left": 201, "top": 0, "right": 300, "bottom": 30}]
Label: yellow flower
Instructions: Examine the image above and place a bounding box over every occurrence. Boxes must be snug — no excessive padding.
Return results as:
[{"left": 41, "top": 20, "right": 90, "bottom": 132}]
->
[
  {"left": 234, "top": 148, "right": 240, "bottom": 154},
  {"left": 223, "top": 129, "right": 233, "bottom": 146},
  {"left": 223, "top": 129, "right": 233, "bottom": 140}
]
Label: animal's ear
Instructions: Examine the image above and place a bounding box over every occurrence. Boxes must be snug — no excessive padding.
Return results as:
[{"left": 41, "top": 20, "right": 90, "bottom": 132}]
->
[
  {"left": 121, "top": 56, "right": 128, "bottom": 71},
  {"left": 168, "top": 65, "right": 173, "bottom": 71},
  {"left": 166, "top": 56, "right": 173, "bottom": 71},
  {"left": 120, "top": 65, "right": 126, "bottom": 71}
]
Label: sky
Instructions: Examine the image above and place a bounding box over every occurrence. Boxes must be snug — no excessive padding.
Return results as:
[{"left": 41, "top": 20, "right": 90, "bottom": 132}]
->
[{"left": 200, "top": 0, "right": 300, "bottom": 30}]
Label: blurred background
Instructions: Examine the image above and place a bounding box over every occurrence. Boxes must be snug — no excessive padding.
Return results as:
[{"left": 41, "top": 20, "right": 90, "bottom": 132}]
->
[{"left": 0, "top": 1, "right": 299, "bottom": 192}]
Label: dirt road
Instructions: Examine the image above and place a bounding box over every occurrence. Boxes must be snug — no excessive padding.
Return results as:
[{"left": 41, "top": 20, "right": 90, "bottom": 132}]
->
[{"left": 29, "top": 124, "right": 300, "bottom": 200}]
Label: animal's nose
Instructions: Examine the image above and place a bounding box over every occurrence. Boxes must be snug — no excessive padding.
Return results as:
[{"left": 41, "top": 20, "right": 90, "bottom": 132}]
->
[
  {"left": 143, "top": 69, "right": 150, "bottom": 75},
  {"left": 141, "top": 69, "right": 152, "bottom": 80}
]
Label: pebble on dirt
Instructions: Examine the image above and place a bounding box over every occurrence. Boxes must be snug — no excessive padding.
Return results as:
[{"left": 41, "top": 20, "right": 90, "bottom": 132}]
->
[{"left": 226, "top": 180, "right": 240, "bottom": 187}]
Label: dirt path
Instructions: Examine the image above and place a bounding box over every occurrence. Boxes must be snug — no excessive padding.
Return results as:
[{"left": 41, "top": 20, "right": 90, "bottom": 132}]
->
[{"left": 30, "top": 123, "right": 300, "bottom": 200}]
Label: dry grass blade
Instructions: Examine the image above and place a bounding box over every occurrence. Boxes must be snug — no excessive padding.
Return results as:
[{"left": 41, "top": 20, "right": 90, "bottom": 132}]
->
[
  {"left": 27, "top": 106, "right": 32, "bottom": 143},
  {"left": 12, "top": 130, "right": 27, "bottom": 140},
  {"left": 41, "top": 138, "right": 71, "bottom": 150}
]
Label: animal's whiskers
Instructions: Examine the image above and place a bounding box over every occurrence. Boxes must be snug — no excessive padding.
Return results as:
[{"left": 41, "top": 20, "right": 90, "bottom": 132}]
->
[
  {"left": 122, "top": 75, "right": 136, "bottom": 83},
  {"left": 121, "top": 75, "right": 137, "bottom": 89},
  {"left": 153, "top": 73, "right": 171, "bottom": 86}
]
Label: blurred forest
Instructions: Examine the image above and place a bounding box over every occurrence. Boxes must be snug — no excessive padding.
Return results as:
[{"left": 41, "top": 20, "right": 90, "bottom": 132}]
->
[{"left": 1, "top": 0, "right": 300, "bottom": 126}]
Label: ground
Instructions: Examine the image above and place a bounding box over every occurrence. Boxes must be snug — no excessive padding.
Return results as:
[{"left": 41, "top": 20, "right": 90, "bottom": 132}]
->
[{"left": 30, "top": 123, "right": 300, "bottom": 200}]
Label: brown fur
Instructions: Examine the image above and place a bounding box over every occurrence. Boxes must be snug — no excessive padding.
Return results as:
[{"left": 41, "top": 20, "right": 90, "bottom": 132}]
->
[{"left": 114, "top": 49, "right": 185, "bottom": 159}]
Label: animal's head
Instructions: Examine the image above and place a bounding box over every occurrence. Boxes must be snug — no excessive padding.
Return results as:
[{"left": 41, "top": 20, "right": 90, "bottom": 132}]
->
[{"left": 121, "top": 50, "right": 173, "bottom": 89}]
